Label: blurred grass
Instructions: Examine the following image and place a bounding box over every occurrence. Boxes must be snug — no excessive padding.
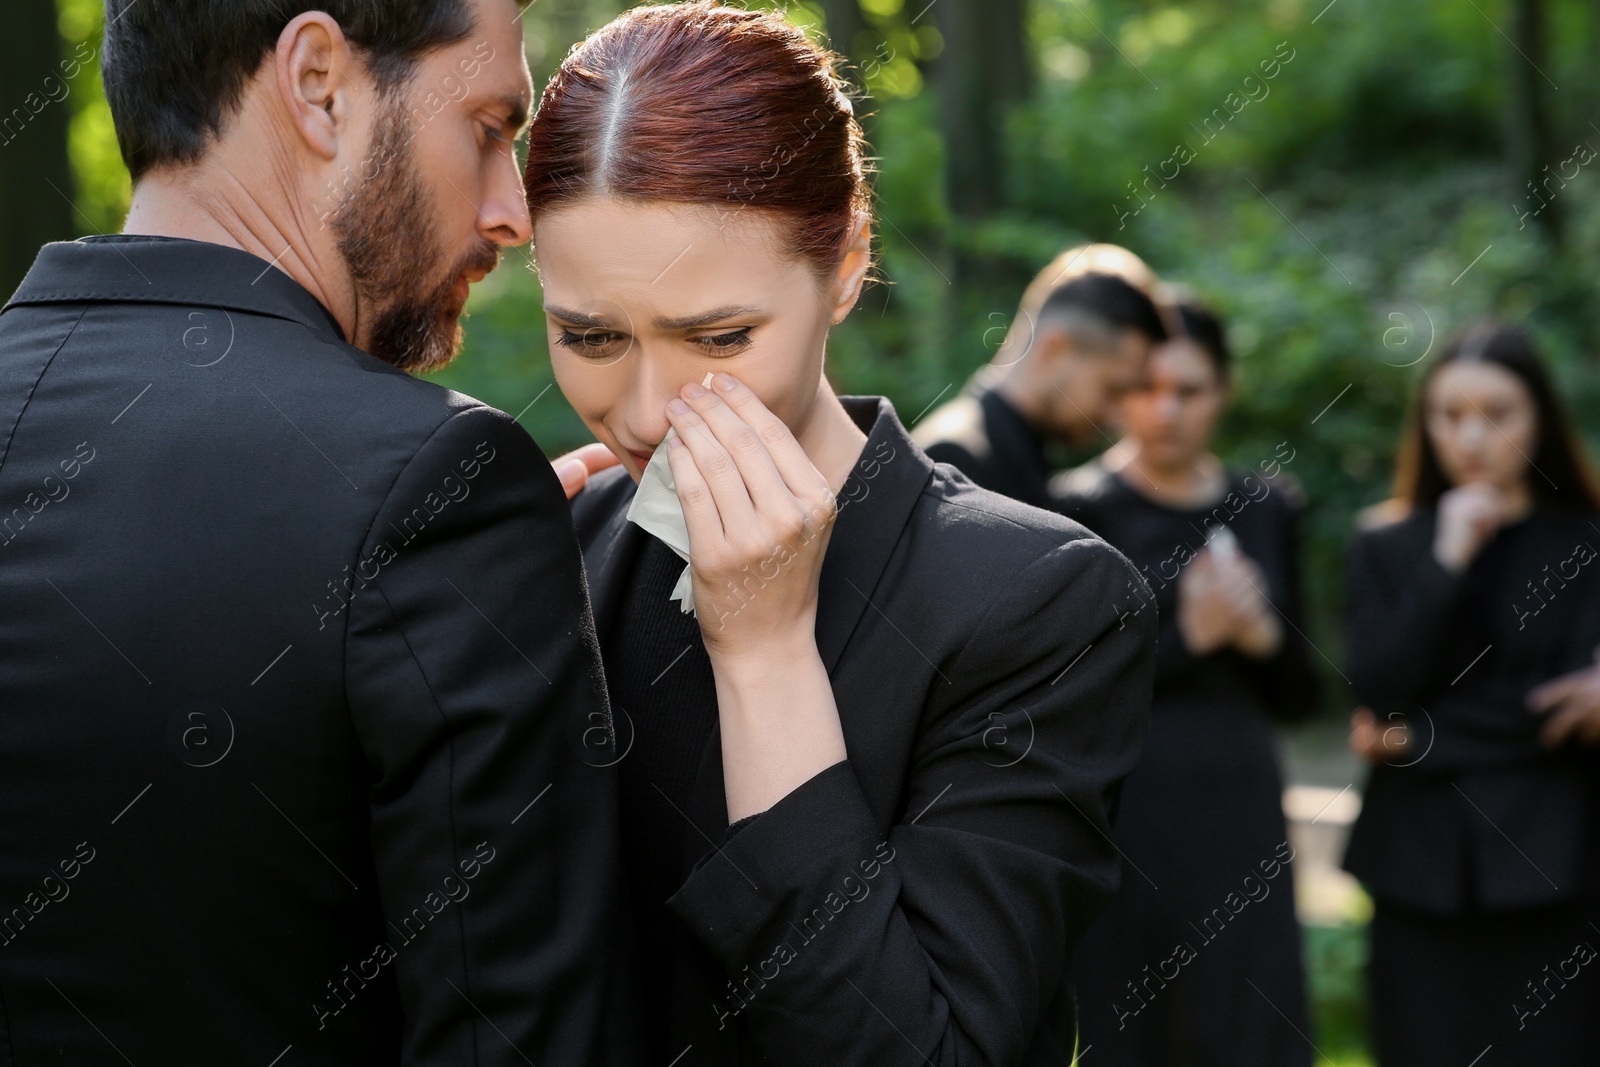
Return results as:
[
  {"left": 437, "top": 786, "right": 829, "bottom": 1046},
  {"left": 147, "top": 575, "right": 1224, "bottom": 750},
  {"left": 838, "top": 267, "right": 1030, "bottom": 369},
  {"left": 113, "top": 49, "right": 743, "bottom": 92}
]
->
[{"left": 1307, "top": 920, "right": 1372, "bottom": 1064}]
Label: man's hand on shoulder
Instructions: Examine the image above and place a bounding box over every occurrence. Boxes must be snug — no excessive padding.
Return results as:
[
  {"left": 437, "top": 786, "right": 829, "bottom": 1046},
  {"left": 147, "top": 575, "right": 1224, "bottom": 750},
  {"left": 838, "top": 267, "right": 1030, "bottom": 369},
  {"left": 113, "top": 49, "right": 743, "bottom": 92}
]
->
[{"left": 553, "top": 443, "right": 621, "bottom": 499}]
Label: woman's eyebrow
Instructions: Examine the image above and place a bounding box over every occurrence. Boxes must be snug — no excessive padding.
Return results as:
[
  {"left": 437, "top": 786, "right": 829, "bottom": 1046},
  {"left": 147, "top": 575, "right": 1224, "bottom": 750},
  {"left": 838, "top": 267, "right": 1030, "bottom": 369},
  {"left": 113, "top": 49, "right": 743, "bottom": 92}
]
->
[{"left": 654, "top": 305, "right": 763, "bottom": 330}]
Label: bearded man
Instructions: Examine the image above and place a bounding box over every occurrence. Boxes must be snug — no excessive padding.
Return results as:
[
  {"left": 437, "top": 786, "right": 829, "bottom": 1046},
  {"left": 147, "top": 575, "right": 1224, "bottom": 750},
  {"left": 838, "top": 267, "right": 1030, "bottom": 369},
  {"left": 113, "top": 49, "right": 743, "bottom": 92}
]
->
[{"left": 0, "top": 2, "right": 621, "bottom": 1063}]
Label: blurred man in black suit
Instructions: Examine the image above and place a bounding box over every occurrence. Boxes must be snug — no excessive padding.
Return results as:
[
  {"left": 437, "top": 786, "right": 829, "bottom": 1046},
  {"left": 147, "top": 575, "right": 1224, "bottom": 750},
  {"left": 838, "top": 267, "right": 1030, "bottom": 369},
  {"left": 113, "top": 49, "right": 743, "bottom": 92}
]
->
[
  {"left": 912, "top": 244, "right": 1169, "bottom": 509},
  {"left": 0, "top": 2, "right": 621, "bottom": 1064}
]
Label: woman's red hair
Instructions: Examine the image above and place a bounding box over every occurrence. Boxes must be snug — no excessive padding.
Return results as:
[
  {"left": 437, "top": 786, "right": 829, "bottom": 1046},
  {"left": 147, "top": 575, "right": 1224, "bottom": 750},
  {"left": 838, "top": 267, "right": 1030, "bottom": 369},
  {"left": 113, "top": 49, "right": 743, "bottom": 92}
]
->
[{"left": 522, "top": 2, "right": 872, "bottom": 276}]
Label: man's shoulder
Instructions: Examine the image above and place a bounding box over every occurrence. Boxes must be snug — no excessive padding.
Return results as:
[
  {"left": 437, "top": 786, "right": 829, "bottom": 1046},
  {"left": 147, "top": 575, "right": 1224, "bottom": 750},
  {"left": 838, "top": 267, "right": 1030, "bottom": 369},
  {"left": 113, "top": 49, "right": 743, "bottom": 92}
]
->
[
  {"left": 1049, "top": 456, "right": 1116, "bottom": 504},
  {"left": 908, "top": 393, "right": 990, "bottom": 463},
  {"left": 222, "top": 318, "right": 535, "bottom": 465}
]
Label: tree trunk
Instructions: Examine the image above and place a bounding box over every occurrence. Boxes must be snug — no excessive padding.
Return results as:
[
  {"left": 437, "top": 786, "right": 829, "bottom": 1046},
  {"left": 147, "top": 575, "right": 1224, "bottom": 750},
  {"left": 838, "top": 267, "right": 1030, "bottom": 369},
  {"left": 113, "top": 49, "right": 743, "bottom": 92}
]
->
[
  {"left": 932, "top": 0, "right": 1030, "bottom": 294},
  {"left": 984, "top": 0, "right": 1032, "bottom": 111},
  {"left": 1506, "top": 0, "right": 1560, "bottom": 243},
  {"left": 934, "top": 2, "right": 994, "bottom": 221},
  {"left": 820, "top": 0, "right": 868, "bottom": 70},
  {"left": 0, "top": 0, "right": 76, "bottom": 297},
  {"left": 933, "top": 0, "right": 1030, "bottom": 223}
]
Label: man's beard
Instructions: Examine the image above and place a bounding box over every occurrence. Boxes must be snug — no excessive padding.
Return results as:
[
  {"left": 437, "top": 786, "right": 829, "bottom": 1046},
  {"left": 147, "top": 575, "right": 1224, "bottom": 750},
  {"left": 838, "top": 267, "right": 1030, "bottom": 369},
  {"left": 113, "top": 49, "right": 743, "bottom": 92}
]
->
[{"left": 331, "top": 100, "right": 500, "bottom": 375}]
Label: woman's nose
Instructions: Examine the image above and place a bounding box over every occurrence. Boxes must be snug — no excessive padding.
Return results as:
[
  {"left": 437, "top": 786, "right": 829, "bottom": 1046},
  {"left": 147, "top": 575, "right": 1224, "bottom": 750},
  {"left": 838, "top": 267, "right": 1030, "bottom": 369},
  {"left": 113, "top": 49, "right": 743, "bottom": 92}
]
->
[{"left": 622, "top": 358, "right": 677, "bottom": 446}]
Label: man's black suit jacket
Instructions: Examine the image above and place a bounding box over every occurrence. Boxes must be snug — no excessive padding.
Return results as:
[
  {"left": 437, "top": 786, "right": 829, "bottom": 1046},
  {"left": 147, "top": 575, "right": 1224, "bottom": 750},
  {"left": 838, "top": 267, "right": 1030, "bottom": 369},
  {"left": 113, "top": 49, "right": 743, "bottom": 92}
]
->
[
  {"left": 0, "top": 237, "right": 621, "bottom": 1065},
  {"left": 910, "top": 368, "right": 1055, "bottom": 511},
  {"left": 571, "top": 397, "right": 1154, "bottom": 1066}
]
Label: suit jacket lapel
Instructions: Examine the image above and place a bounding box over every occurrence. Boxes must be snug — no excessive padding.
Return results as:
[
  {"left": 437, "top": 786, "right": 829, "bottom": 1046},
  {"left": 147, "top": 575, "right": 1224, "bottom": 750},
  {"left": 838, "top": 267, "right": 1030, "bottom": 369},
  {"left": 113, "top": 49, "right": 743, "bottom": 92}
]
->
[
  {"left": 576, "top": 476, "right": 648, "bottom": 646},
  {"left": 814, "top": 397, "right": 936, "bottom": 674}
]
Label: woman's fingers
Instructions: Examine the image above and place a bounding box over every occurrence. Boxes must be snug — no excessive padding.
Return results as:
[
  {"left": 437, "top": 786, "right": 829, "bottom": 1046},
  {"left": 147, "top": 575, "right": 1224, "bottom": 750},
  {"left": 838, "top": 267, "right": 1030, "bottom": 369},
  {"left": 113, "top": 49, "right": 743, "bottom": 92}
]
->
[
  {"left": 678, "top": 378, "right": 798, "bottom": 517},
  {"left": 1527, "top": 668, "right": 1584, "bottom": 712},
  {"left": 667, "top": 395, "right": 754, "bottom": 538},
  {"left": 706, "top": 373, "right": 835, "bottom": 513},
  {"left": 654, "top": 375, "right": 835, "bottom": 651},
  {"left": 662, "top": 432, "right": 731, "bottom": 557}
]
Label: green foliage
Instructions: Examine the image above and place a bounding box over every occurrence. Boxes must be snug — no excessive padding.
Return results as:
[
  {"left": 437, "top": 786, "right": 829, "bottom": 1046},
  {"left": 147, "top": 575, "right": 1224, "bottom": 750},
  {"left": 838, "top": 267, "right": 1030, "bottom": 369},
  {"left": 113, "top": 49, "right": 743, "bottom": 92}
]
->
[{"left": 58, "top": 0, "right": 127, "bottom": 233}]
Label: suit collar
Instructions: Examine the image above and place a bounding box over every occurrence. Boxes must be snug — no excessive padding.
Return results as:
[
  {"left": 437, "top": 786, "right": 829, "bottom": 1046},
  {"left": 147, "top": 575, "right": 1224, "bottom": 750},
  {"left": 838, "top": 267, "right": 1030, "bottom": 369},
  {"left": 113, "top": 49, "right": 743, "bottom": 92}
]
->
[{"left": 5, "top": 236, "right": 347, "bottom": 343}]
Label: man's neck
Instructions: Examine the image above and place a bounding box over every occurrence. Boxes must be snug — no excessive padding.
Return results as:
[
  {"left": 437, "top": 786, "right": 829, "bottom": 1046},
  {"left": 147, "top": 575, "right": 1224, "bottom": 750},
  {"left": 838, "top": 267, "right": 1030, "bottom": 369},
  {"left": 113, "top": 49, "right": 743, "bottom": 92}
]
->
[
  {"left": 1112, "top": 444, "right": 1226, "bottom": 508},
  {"left": 123, "top": 155, "right": 357, "bottom": 343},
  {"left": 989, "top": 362, "right": 1049, "bottom": 432}
]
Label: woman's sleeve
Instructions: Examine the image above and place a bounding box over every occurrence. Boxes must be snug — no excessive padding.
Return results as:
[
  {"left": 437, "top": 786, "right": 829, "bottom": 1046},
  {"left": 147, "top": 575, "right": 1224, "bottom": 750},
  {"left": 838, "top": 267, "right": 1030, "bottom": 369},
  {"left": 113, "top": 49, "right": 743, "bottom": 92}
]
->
[
  {"left": 1344, "top": 521, "right": 1467, "bottom": 705},
  {"left": 667, "top": 537, "right": 1155, "bottom": 1066}
]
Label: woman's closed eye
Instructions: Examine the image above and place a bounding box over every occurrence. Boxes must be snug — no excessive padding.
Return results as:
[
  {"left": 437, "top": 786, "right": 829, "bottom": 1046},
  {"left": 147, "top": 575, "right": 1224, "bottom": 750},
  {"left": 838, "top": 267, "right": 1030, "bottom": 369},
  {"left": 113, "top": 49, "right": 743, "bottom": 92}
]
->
[
  {"left": 691, "top": 327, "right": 754, "bottom": 352},
  {"left": 555, "top": 328, "right": 626, "bottom": 352}
]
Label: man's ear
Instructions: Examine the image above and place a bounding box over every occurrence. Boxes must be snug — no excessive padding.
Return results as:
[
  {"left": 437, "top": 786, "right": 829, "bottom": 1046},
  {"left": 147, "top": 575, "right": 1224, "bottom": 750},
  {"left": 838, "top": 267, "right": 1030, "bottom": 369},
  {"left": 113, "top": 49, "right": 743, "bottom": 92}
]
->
[
  {"left": 1034, "top": 325, "right": 1076, "bottom": 373},
  {"left": 274, "top": 12, "right": 361, "bottom": 162},
  {"left": 828, "top": 217, "right": 873, "bottom": 325}
]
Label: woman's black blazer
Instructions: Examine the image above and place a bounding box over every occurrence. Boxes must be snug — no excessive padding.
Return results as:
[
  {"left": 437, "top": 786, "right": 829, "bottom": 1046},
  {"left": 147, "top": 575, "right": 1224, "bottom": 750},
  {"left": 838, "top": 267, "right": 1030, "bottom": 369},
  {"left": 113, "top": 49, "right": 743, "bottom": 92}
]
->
[
  {"left": 1342, "top": 508, "right": 1600, "bottom": 915},
  {"left": 571, "top": 396, "right": 1155, "bottom": 1066}
]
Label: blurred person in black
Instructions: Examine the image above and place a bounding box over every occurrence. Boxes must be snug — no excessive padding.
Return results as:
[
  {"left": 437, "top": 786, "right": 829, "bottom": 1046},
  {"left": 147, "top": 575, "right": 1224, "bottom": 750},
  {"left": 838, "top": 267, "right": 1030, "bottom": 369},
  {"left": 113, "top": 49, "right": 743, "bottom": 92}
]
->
[
  {"left": 1054, "top": 299, "right": 1315, "bottom": 1065},
  {"left": 1344, "top": 322, "right": 1600, "bottom": 1064},
  {"left": 911, "top": 244, "right": 1168, "bottom": 509}
]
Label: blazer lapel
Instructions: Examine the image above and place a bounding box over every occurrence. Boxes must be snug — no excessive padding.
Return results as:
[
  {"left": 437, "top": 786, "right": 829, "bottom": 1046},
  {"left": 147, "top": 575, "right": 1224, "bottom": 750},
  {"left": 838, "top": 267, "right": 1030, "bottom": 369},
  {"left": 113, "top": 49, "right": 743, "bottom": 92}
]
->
[
  {"left": 813, "top": 397, "right": 936, "bottom": 674},
  {"left": 576, "top": 477, "right": 648, "bottom": 646}
]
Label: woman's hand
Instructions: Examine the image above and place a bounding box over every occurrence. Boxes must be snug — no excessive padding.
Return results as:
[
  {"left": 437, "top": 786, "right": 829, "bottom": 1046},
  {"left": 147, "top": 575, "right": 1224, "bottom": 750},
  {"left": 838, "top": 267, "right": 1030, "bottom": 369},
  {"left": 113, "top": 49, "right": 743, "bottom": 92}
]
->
[
  {"left": 1433, "top": 482, "right": 1506, "bottom": 572},
  {"left": 551, "top": 443, "right": 621, "bottom": 499},
  {"left": 1177, "top": 549, "right": 1282, "bottom": 658},
  {"left": 664, "top": 373, "right": 838, "bottom": 655},
  {"left": 1527, "top": 659, "right": 1600, "bottom": 747},
  {"left": 1348, "top": 706, "right": 1411, "bottom": 763},
  {"left": 662, "top": 372, "right": 847, "bottom": 821}
]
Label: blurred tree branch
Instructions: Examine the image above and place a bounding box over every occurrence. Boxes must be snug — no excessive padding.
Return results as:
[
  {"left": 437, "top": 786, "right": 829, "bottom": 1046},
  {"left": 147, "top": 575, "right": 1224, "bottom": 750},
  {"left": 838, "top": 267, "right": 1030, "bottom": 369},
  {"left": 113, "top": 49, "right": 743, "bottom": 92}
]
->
[
  {"left": 820, "top": 0, "right": 868, "bottom": 67},
  {"left": 934, "top": 0, "right": 1031, "bottom": 275},
  {"left": 1506, "top": 0, "right": 1560, "bottom": 243}
]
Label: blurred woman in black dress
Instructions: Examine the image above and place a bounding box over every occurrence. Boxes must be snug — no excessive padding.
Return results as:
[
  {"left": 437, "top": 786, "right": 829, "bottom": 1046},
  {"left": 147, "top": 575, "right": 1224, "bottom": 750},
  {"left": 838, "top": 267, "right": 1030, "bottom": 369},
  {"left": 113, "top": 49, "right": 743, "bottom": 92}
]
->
[
  {"left": 1054, "top": 300, "right": 1315, "bottom": 1065},
  {"left": 1344, "top": 322, "right": 1600, "bottom": 1065}
]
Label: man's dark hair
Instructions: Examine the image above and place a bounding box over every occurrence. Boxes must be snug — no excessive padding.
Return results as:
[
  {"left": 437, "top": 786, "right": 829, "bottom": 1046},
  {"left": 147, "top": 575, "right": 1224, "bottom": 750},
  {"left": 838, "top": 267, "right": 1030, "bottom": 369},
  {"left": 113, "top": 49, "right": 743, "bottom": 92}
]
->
[
  {"left": 1035, "top": 272, "right": 1169, "bottom": 348},
  {"left": 1174, "top": 300, "right": 1231, "bottom": 379},
  {"left": 103, "top": 0, "right": 479, "bottom": 181}
]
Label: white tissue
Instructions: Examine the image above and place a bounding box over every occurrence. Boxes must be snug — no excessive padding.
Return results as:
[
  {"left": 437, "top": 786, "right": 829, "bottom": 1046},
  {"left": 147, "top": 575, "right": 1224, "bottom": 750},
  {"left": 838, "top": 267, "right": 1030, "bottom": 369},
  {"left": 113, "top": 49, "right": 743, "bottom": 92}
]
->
[
  {"left": 624, "top": 373, "right": 713, "bottom": 618},
  {"left": 625, "top": 428, "right": 698, "bottom": 616},
  {"left": 1206, "top": 523, "right": 1240, "bottom": 561}
]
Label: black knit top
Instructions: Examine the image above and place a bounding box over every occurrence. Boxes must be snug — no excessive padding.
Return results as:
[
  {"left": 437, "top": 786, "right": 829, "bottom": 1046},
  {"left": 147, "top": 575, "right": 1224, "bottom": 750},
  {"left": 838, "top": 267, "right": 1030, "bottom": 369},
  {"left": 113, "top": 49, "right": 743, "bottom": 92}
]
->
[{"left": 605, "top": 534, "right": 721, "bottom": 1061}]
